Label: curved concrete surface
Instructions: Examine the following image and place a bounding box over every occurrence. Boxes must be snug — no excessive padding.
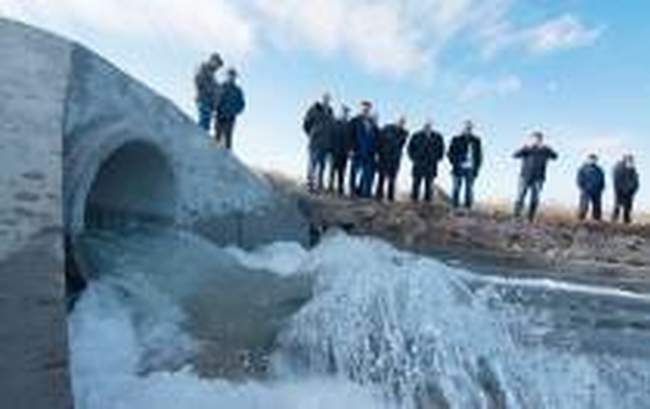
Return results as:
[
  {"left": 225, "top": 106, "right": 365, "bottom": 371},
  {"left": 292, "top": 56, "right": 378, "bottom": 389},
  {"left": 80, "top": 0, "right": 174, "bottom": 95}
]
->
[{"left": 0, "top": 18, "right": 308, "bottom": 408}]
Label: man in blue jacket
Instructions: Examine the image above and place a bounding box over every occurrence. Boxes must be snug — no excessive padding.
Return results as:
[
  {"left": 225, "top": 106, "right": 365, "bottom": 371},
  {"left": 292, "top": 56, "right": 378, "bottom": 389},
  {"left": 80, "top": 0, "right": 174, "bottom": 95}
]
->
[
  {"left": 215, "top": 68, "right": 246, "bottom": 150},
  {"left": 513, "top": 132, "right": 558, "bottom": 222},
  {"left": 447, "top": 120, "right": 483, "bottom": 210},
  {"left": 348, "top": 101, "right": 379, "bottom": 198},
  {"left": 577, "top": 153, "right": 606, "bottom": 221}
]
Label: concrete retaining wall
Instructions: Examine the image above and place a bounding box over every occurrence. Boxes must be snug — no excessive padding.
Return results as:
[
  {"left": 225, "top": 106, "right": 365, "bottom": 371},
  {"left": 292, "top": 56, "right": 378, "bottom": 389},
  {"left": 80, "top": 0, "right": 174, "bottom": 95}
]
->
[{"left": 0, "top": 18, "right": 308, "bottom": 408}]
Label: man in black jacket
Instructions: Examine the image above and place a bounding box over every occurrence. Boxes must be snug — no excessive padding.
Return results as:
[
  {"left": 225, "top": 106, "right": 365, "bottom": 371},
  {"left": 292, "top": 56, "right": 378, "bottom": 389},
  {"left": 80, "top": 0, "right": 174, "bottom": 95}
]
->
[
  {"left": 408, "top": 121, "right": 445, "bottom": 202},
  {"left": 303, "top": 93, "right": 334, "bottom": 193},
  {"left": 513, "top": 132, "right": 558, "bottom": 222},
  {"left": 612, "top": 154, "right": 640, "bottom": 224},
  {"left": 327, "top": 105, "right": 353, "bottom": 195},
  {"left": 577, "top": 154, "right": 606, "bottom": 221},
  {"left": 376, "top": 117, "right": 408, "bottom": 201},
  {"left": 448, "top": 120, "right": 482, "bottom": 209}
]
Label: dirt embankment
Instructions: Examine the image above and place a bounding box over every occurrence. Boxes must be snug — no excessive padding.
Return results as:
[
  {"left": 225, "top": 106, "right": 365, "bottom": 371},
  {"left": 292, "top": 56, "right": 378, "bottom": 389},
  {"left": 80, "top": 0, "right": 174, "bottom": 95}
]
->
[{"left": 266, "top": 174, "right": 650, "bottom": 293}]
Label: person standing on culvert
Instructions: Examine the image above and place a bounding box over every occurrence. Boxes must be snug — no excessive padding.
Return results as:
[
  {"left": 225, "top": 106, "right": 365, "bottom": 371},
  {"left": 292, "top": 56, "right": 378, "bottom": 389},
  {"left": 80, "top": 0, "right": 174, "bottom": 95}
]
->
[
  {"left": 303, "top": 93, "right": 335, "bottom": 193},
  {"left": 349, "top": 101, "right": 379, "bottom": 198},
  {"left": 376, "top": 116, "right": 408, "bottom": 202},
  {"left": 513, "top": 131, "right": 558, "bottom": 222},
  {"left": 408, "top": 120, "right": 445, "bottom": 203},
  {"left": 215, "top": 68, "right": 246, "bottom": 150},
  {"left": 194, "top": 53, "right": 223, "bottom": 132},
  {"left": 577, "top": 153, "right": 606, "bottom": 221},
  {"left": 328, "top": 105, "right": 353, "bottom": 195},
  {"left": 448, "top": 120, "right": 483, "bottom": 210},
  {"left": 612, "top": 154, "right": 640, "bottom": 224}
]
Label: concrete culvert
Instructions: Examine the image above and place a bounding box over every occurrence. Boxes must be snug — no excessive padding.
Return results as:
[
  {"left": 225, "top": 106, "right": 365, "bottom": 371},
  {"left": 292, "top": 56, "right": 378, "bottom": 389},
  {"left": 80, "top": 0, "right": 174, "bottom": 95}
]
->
[{"left": 84, "top": 141, "right": 177, "bottom": 230}]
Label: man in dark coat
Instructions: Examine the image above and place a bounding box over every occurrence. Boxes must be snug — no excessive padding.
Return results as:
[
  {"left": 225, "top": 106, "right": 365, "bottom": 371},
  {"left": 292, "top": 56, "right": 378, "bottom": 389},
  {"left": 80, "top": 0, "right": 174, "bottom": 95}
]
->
[
  {"left": 408, "top": 121, "right": 445, "bottom": 202},
  {"left": 612, "top": 154, "right": 640, "bottom": 224},
  {"left": 513, "top": 132, "right": 558, "bottom": 222},
  {"left": 215, "top": 68, "right": 245, "bottom": 150},
  {"left": 577, "top": 153, "right": 606, "bottom": 221},
  {"left": 348, "top": 101, "right": 379, "bottom": 198},
  {"left": 448, "top": 120, "right": 483, "bottom": 209},
  {"left": 327, "top": 105, "right": 353, "bottom": 195},
  {"left": 194, "top": 52, "right": 223, "bottom": 132},
  {"left": 303, "top": 93, "right": 334, "bottom": 193},
  {"left": 376, "top": 116, "right": 408, "bottom": 201}
]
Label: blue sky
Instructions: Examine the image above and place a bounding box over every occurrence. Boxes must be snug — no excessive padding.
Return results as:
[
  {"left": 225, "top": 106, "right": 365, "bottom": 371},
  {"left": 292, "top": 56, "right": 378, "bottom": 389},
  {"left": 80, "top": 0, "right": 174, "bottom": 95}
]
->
[{"left": 2, "top": 1, "right": 649, "bottom": 212}]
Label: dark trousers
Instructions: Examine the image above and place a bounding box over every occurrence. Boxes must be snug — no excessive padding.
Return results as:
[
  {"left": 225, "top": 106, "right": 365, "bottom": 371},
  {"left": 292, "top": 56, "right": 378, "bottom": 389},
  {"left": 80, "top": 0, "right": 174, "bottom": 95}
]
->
[
  {"left": 215, "top": 118, "right": 236, "bottom": 149},
  {"left": 612, "top": 193, "right": 635, "bottom": 224},
  {"left": 452, "top": 169, "right": 476, "bottom": 209},
  {"left": 359, "top": 158, "right": 376, "bottom": 198},
  {"left": 328, "top": 155, "right": 348, "bottom": 195},
  {"left": 307, "top": 146, "right": 327, "bottom": 192},
  {"left": 411, "top": 175, "right": 433, "bottom": 202},
  {"left": 579, "top": 191, "right": 602, "bottom": 221},
  {"left": 349, "top": 156, "right": 375, "bottom": 198},
  {"left": 514, "top": 179, "right": 544, "bottom": 222},
  {"left": 197, "top": 102, "right": 213, "bottom": 131},
  {"left": 349, "top": 156, "right": 361, "bottom": 196},
  {"left": 376, "top": 170, "right": 397, "bottom": 201}
]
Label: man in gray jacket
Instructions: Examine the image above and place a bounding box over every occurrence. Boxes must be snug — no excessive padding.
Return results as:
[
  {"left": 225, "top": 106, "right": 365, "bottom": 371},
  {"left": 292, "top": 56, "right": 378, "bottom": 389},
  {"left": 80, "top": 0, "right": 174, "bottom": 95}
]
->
[
  {"left": 513, "top": 132, "right": 558, "bottom": 222},
  {"left": 194, "top": 53, "right": 223, "bottom": 132}
]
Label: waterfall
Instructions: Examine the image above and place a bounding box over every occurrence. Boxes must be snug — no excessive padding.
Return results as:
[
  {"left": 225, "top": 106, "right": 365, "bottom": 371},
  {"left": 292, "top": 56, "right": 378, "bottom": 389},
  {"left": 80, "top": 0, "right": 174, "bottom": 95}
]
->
[{"left": 69, "top": 228, "right": 650, "bottom": 409}]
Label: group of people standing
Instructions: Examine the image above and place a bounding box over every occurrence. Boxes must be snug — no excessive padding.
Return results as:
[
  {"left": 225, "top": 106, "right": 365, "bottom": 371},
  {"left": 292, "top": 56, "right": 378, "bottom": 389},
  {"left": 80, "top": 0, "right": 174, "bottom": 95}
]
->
[
  {"left": 303, "top": 94, "right": 482, "bottom": 209},
  {"left": 512, "top": 132, "right": 640, "bottom": 224},
  {"left": 194, "top": 53, "right": 246, "bottom": 150},
  {"left": 303, "top": 93, "right": 642, "bottom": 224}
]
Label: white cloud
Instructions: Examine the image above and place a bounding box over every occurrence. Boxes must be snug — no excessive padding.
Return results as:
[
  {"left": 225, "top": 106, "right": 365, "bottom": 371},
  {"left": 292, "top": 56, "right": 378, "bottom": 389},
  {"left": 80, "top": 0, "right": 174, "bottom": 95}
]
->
[
  {"left": 0, "top": 0, "right": 255, "bottom": 61},
  {"left": 524, "top": 14, "right": 602, "bottom": 54},
  {"left": 1, "top": 1, "right": 602, "bottom": 78},
  {"left": 249, "top": 0, "right": 522, "bottom": 78},
  {"left": 251, "top": 0, "right": 429, "bottom": 77},
  {"left": 459, "top": 75, "right": 522, "bottom": 102},
  {"left": 481, "top": 13, "right": 602, "bottom": 58}
]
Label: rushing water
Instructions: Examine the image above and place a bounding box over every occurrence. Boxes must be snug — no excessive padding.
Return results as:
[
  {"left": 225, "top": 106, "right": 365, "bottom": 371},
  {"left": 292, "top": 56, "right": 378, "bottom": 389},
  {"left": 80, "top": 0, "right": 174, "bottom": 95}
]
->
[{"left": 69, "top": 227, "right": 650, "bottom": 409}]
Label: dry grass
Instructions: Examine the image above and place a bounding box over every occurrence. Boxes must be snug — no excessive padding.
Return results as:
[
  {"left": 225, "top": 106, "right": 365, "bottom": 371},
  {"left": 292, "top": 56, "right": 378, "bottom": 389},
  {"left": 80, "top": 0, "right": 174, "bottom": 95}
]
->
[{"left": 478, "top": 200, "right": 650, "bottom": 238}]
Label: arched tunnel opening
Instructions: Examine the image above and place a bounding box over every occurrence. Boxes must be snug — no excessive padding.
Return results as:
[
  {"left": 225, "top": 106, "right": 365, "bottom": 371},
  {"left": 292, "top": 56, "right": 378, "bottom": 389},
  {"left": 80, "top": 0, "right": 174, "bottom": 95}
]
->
[
  {"left": 66, "top": 141, "right": 178, "bottom": 308},
  {"left": 83, "top": 141, "right": 177, "bottom": 230}
]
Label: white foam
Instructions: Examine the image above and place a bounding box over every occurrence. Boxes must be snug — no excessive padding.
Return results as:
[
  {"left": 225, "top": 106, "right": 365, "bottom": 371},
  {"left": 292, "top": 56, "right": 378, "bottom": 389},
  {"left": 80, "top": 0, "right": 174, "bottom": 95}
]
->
[
  {"left": 69, "top": 231, "right": 650, "bottom": 409},
  {"left": 225, "top": 241, "right": 309, "bottom": 276}
]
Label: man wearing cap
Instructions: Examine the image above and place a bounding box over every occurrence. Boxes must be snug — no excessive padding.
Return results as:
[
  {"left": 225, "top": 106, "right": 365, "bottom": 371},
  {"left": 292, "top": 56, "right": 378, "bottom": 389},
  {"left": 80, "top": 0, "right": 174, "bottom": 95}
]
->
[
  {"left": 195, "top": 53, "right": 223, "bottom": 132},
  {"left": 215, "top": 68, "right": 246, "bottom": 150}
]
